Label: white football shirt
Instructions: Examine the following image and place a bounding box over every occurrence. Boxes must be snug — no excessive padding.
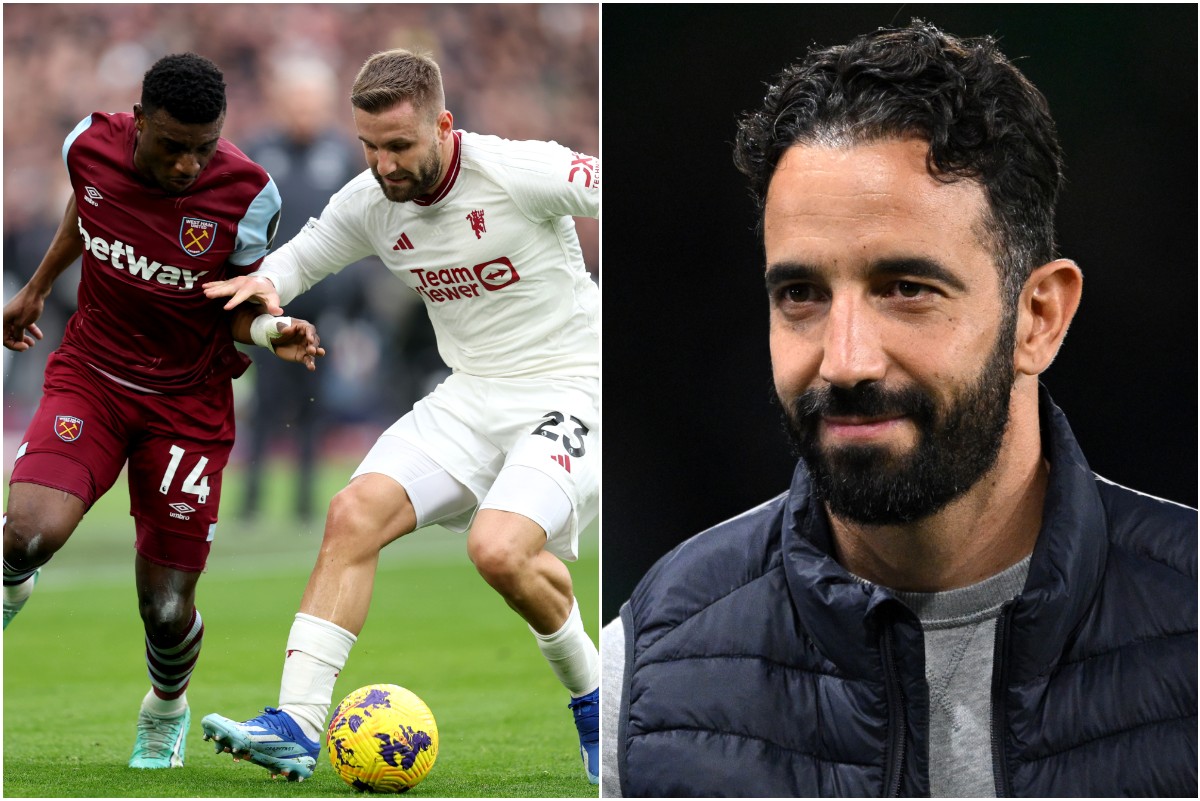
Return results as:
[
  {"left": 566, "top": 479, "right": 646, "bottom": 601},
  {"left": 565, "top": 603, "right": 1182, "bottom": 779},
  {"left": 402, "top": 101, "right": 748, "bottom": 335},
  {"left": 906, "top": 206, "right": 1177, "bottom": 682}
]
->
[{"left": 256, "top": 131, "right": 599, "bottom": 379}]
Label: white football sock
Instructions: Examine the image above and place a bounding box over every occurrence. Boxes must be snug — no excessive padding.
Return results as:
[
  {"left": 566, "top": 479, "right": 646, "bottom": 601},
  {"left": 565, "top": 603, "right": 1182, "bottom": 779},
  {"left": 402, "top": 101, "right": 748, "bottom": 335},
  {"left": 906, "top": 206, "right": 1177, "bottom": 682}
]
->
[
  {"left": 4, "top": 572, "right": 37, "bottom": 607},
  {"left": 531, "top": 598, "right": 599, "bottom": 697},
  {"left": 141, "top": 688, "right": 187, "bottom": 718},
  {"left": 279, "top": 613, "right": 357, "bottom": 742}
]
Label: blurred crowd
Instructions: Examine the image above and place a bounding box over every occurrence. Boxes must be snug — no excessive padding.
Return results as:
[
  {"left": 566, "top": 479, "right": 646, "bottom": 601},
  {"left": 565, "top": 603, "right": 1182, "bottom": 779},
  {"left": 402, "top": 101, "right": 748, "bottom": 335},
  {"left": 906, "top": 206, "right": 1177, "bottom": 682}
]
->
[{"left": 2, "top": 3, "right": 598, "bottom": 519}]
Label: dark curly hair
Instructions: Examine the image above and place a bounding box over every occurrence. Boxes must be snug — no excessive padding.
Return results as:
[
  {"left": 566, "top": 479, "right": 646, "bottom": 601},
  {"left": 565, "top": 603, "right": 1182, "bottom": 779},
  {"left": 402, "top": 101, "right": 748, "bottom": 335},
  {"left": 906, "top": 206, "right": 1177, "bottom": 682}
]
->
[
  {"left": 141, "top": 53, "right": 226, "bottom": 125},
  {"left": 733, "top": 20, "right": 1063, "bottom": 307}
]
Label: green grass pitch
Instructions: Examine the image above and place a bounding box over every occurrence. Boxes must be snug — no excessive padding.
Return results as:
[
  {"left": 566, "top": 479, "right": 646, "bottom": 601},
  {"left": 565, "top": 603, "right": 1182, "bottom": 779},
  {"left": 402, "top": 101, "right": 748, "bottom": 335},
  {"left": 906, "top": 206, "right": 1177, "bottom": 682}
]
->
[{"left": 2, "top": 459, "right": 600, "bottom": 797}]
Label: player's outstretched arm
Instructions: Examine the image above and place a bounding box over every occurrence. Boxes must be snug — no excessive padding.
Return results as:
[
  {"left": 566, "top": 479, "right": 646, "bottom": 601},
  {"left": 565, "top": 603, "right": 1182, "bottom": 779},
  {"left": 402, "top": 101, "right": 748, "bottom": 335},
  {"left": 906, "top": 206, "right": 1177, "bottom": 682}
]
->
[
  {"left": 4, "top": 195, "right": 85, "bottom": 352},
  {"left": 203, "top": 274, "right": 284, "bottom": 316},
  {"left": 229, "top": 308, "right": 326, "bottom": 371}
]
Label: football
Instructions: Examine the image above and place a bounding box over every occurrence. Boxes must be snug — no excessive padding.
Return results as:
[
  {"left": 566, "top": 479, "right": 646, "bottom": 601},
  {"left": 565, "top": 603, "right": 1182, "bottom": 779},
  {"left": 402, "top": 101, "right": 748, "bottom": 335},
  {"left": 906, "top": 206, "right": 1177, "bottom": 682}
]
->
[{"left": 327, "top": 684, "right": 439, "bottom": 793}]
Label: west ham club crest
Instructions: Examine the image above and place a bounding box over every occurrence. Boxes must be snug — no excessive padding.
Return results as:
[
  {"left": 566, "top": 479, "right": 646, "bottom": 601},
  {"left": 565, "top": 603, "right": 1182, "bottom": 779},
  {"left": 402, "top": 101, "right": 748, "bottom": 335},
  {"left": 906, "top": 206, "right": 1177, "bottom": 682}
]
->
[
  {"left": 180, "top": 217, "right": 218, "bottom": 256},
  {"left": 54, "top": 415, "right": 84, "bottom": 442}
]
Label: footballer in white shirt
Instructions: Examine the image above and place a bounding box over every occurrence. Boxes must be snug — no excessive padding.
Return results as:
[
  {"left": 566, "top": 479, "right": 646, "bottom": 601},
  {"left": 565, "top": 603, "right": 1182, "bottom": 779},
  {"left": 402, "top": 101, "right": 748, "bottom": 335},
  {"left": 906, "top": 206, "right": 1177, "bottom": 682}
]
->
[{"left": 198, "top": 48, "right": 600, "bottom": 785}]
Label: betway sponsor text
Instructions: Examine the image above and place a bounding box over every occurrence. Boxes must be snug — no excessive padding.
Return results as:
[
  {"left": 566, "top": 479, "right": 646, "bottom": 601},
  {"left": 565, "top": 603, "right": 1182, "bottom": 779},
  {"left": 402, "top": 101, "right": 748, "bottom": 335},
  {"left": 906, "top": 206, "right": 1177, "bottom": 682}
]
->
[{"left": 77, "top": 219, "right": 209, "bottom": 290}]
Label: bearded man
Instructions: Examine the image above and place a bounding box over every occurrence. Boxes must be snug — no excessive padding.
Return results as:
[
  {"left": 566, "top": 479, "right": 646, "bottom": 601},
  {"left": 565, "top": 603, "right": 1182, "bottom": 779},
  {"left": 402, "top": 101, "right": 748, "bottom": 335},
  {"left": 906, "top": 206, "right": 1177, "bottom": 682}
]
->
[{"left": 601, "top": 20, "right": 1196, "bottom": 798}]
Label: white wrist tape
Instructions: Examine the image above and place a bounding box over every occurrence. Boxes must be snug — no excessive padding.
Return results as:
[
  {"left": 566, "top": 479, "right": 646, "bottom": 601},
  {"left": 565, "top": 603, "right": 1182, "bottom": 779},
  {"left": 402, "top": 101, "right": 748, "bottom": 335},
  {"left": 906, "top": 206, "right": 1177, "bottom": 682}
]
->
[{"left": 250, "top": 314, "right": 292, "bottom": 349}]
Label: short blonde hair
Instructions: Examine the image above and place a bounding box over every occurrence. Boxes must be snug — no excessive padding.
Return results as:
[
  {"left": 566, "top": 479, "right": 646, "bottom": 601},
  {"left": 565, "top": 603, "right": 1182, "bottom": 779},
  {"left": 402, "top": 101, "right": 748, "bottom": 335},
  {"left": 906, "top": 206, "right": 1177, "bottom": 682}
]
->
[{"left": 350, "top": 49, "right": 445, "bottom": 117}]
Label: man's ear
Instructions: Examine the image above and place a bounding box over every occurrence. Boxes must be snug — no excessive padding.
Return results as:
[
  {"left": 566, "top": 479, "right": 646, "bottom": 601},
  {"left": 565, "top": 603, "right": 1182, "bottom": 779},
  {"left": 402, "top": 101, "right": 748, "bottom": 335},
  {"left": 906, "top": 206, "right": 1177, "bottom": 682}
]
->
[
  {"left": 437, "top": 110, "right": 454, "bottom": 140},
  {"left": 1013, "top": 259, "right": 1083, "bottom": 376}
]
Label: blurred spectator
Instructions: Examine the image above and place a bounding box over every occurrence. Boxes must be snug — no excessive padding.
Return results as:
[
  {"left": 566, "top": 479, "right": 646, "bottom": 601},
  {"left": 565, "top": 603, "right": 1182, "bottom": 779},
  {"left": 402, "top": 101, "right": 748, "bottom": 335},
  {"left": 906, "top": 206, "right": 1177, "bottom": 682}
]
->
[
  {"left": 238, "top": 54, "right": 380, "bottom": 522},
  {"left": 3, "top": 3, "right": 598, "bottom": 479}
]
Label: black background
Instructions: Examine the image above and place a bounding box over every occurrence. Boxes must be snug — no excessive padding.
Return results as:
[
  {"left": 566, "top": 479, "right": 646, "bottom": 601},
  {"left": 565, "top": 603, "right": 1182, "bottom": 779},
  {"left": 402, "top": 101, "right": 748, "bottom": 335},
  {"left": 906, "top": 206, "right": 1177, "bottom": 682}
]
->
[{"left": 600, "top": 3, "right": 1198, "bottom": 623}]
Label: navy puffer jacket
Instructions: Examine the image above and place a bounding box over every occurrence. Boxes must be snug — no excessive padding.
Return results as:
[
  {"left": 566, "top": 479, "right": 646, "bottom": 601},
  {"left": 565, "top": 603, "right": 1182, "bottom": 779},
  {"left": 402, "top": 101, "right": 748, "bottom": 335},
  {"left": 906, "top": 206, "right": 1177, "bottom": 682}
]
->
[{"left": 619, "top": 389, "right": 1197, "bottom": 796}]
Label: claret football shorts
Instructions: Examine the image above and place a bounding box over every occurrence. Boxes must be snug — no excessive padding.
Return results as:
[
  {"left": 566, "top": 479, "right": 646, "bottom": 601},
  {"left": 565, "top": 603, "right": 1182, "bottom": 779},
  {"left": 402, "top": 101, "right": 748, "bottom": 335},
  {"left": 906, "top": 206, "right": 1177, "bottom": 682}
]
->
[
  {"left": 8, "top": 352, "right": 235, "bottom": 572},
  {"left": 351, "top": 372, "right": 599, "bottom": 561}
]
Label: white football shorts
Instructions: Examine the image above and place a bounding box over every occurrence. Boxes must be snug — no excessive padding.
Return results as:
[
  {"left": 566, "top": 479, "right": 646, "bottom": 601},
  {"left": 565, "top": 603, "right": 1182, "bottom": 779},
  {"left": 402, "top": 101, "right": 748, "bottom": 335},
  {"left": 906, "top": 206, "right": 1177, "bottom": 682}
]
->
[{"left": 350, "top": 372, "right": 598, "bottom": 561}]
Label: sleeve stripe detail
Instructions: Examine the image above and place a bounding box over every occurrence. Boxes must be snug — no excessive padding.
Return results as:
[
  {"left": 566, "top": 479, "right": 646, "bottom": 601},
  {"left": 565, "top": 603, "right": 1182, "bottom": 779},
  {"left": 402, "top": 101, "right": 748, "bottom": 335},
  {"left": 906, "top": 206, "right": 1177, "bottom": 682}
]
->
[
  {"left": 230, "top": 176, "right": 283, "bottom": 266},
  {"left": 62, "top": 114, "right": 96, "bottom": 170}
]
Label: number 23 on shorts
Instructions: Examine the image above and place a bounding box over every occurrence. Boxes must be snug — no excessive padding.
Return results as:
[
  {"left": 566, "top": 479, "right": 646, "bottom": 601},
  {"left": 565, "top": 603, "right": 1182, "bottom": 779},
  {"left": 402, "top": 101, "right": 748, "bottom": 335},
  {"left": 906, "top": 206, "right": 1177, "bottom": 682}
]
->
[{"left": 531, "top": 411, "right": 589, "bottom": 457}]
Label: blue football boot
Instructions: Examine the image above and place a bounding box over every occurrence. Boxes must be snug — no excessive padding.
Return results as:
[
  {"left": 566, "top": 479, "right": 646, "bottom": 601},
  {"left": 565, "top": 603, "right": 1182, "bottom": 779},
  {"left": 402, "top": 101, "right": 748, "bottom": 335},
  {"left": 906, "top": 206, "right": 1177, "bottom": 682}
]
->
[
  {"left": 568, "top": 688, "right": 599, "bottom": 784},
  {"left": 201, "top": 707, "right": 319, "bottom": 781}
]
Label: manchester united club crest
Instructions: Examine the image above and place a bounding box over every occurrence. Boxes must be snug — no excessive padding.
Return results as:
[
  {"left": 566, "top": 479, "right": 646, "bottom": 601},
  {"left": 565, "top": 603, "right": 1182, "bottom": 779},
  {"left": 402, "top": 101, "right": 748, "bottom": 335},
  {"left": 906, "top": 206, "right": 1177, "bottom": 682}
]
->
[
  {"left": 54, "top": 415, "right": 84, "bottom": 442},
  {"left": 180, "top": 217, "right": 218, "bottom": 256},
  {"left": 466, "top": 209, "right": 486, "bottom": 239}
]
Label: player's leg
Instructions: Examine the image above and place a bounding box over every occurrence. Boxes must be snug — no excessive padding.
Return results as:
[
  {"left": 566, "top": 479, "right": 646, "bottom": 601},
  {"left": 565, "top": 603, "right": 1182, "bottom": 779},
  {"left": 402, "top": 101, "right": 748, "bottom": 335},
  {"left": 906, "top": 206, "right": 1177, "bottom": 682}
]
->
[
  {"left": 203, "top": 434, "right": 476, "bottom": 780},
  {"left": 126, "top": 382, "right": 232, "bottom": 769},
  {"left": 4, "top": 356, "right": 129, "bottom": 627},
  {"left": 129, "top": 554, "right": 203, "bottom": 769},
  {"left": 3, "top": 483, "right": 85, "bottom": 627},
  {"left": 472, "top": 381, "right": 601, "bottom": 783},
  {"left": 468, "top": 503, "right": 575, "bottom": 632},
  {"left": 274, "top": 440, "right": 475, "bottom": 762},
  {"left": 270, "top": 471, "right": 420, "bottom": 742},
  {"left": 469, "top": 467, "right": 600, "bottom": 783},
  {"left": 295, "top": 472, "right": 421, "bottom": 633}
]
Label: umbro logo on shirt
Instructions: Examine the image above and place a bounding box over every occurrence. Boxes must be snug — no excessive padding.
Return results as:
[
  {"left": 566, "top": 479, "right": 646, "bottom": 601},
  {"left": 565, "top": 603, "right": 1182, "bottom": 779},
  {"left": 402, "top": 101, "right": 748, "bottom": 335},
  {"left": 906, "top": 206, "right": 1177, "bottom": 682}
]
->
[
  {"left": 392, "top": 233, "right": 415, "bottom": 251},
  {"left": 84, "top": 186, "right": 103, "bottom": 206}
]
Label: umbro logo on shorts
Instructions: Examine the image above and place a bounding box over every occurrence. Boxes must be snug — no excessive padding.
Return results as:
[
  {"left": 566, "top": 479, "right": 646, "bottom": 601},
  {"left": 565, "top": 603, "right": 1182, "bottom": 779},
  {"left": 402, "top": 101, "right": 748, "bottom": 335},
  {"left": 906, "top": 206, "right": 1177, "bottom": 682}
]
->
[{"left": 168, "top": 502, "right": 195, "bottom": 521}]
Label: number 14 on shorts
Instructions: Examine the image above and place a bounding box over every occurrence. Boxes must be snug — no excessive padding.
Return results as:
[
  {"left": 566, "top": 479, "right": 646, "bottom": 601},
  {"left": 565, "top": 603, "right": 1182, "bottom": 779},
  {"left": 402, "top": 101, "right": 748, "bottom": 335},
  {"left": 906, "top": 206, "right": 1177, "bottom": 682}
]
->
[{"left": 159, "top": 444, "right": 211, "bottom": 504}]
